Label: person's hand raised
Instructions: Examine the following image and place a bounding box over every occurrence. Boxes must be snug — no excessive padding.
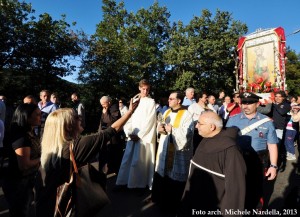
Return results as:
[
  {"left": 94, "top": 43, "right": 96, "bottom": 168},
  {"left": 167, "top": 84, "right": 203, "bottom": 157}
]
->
[
  {"left": 102, "top": 107, "right": 108, "bottom": 114},
  {"left": 128, "top": 94, "right": 140, "bottom": 113}
]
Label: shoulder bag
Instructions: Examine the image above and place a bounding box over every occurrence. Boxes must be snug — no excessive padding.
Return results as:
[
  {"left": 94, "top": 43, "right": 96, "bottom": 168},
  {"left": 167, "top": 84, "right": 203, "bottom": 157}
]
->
[
  {"left": 54, "top": 143, "right": 111, "bottom": 217},
  {"left": 54, "top": 145, "right": 74, "bottom": 217}
]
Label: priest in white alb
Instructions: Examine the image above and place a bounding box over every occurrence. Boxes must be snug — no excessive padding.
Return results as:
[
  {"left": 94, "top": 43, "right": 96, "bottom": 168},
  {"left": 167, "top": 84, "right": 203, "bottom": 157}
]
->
[{"left": 115, "top": 79, "right": 157, "bottom": 190}]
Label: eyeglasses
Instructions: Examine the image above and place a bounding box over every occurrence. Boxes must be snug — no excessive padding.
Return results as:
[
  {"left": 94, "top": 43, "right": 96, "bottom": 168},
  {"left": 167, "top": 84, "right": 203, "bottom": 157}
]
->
[{"left": 168, "top": 98, "right": 177, "bottom": 101}]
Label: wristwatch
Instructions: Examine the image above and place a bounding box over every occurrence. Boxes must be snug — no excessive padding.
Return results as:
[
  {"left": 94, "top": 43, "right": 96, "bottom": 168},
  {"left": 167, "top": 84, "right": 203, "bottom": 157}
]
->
[{"left": 269, "top": 164, "right": 278, "bottom": 169}]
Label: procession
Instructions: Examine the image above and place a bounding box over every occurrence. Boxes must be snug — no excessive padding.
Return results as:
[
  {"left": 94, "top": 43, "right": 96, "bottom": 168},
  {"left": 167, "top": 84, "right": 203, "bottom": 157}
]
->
[{"left": 1, "top": 1, "right": 300, "bottom": 217}]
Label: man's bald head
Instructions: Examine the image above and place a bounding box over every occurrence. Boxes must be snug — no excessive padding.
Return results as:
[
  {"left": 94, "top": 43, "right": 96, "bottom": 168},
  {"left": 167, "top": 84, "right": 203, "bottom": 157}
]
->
[
  {"left": 100, "top": 96, "right": 112, "bottom": 109},
  {"left": 197, "top": 111, "right": 223, "bottom": 138}
]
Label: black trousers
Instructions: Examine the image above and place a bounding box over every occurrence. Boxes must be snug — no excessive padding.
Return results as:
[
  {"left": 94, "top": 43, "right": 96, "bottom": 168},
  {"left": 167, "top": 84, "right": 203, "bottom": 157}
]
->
[
  {"left": 151, "top": 173, "right": 186, "bottom": 216},
  {"left": 243, "top": 151, "right": 273, "bottom": 210},
  {"left": 3, "top": 175, "right": 35, "bottom": 217}
]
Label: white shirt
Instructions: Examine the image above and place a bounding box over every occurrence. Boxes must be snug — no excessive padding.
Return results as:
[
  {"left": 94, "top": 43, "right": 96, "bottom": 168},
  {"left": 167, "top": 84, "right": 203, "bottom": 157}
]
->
[
  {"left": 188, "top": 103, "right": 205, "bottom": 122},
  {"left": 119, "top": 105, "right": 128, "bottom": 117}
]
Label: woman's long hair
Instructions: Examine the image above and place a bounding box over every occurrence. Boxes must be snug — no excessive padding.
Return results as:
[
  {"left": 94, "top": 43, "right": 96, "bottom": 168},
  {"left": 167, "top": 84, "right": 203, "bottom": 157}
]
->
[
  {"left": 9, "top": 103, "right": 39, "bottom": 139},
  {"left": 41, "top": 108, "right": 79, "bottom": 170}
]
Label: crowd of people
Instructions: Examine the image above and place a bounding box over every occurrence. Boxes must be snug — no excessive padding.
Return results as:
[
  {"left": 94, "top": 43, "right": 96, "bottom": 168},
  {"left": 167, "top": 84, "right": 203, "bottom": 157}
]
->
[{"left": 0, "top": 81, "right": 299, "bottom": 217}]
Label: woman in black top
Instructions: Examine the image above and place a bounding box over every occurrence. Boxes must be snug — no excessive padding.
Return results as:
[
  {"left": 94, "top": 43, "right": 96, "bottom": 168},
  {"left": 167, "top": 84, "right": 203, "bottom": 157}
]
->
[
  {"left": 3, "top": 103, "right": 41, "bottom": 217},
  {"left": 36, "top": 98, "right": 138, "bottom": 217}
]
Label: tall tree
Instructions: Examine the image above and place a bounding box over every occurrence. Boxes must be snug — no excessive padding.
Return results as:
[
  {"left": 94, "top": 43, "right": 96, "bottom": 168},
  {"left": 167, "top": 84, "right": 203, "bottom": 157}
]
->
[
  {"left": 0, "top": 0, "right": 81, "bottom": 101},
  {"left": 0, "top": 0, "right": 31, "bottom": 71},
  {"left": 79, "top": 0, "right": 128, "bottom": 96},
  {"left": 123, "top": 2, "right": 171, "bottom": 95},
  {"left": 164, "top": 9, "right": 248, "bottom": 94},
  {"left": 79, "top": 0, "right": 171, "bottom": 99}
]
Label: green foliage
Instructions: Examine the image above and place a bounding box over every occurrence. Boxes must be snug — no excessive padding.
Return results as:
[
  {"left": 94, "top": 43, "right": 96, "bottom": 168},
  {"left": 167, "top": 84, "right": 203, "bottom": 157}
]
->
[
  {"left": 79, "top": 0, "right": 171, "bottom": 100},
  {"left": 2, "top": 0, "right": 299, "bottom": 129},
  {"left": 164, "top": 9, "right": 247, "bottom": 95},
  {"left": 0, "top": 0, "right": 32, "bottom": 70},
  {"left": 0, "top": 0, "right": 82, "bottom": 102},
  {"left": 80, "top": 4, "right": 248, "bottom": 99},
  {"left": 285, "top": 48, "right": 300, "bottom": 96},
  {"left": 173, "top": 71, "right": 197, "bottom": 90}
]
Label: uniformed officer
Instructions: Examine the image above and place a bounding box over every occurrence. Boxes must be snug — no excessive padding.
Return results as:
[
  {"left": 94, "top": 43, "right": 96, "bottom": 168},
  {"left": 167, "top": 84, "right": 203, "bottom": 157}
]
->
[{"left": 226, "top": 92, "right": 278, "bottom": 210}]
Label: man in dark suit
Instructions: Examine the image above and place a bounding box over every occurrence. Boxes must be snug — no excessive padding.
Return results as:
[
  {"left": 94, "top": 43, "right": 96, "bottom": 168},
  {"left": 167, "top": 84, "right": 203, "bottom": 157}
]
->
[{"left": 99, "top": 96, "right": 123, "bottom": 174}]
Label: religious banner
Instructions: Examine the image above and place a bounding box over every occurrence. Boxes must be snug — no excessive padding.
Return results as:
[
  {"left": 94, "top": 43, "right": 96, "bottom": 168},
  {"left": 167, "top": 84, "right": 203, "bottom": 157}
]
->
[{"left": 237, "top": 27, "right": 286, "bottom": 94}]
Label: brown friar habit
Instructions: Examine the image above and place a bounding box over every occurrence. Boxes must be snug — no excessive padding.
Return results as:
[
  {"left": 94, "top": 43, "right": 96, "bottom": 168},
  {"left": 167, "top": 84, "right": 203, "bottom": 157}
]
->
[{"left": 178, "top": 127, "right": 246, "bottom": 217}]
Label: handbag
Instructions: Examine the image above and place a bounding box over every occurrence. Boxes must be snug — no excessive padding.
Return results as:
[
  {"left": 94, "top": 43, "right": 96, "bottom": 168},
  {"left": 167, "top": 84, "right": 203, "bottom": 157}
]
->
[
  {"left": 73, "top": 165, "right": 110, "bottom": 216},
  {"left": 54, "top": 143, "right": 111, "bottom": 217},
  {"left": 72, "top": 143, "right": 111, "bottom": 217},
  {"left": 54, "top": 145, "right": 74, "bottom": 217},
  {"left": 54, "top": 177, "right": 74, "bottom": 217}
]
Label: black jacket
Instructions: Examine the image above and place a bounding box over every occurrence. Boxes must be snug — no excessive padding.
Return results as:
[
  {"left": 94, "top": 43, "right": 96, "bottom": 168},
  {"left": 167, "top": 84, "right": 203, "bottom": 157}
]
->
[{"left": 271, "top": 101, "right": 291, "bottom": 129}]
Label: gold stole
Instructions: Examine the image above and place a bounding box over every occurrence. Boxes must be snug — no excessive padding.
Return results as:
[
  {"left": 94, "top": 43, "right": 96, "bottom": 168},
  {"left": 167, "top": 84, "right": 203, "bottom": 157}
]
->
[{"left": 163, "top": 109, "right": 185, "bottom": 171}]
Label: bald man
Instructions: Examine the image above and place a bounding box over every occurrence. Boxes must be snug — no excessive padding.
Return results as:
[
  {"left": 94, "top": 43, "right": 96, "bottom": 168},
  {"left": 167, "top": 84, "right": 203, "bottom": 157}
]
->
[
  {"left": 99, "top": 96, "right": 123, "bottom": 174},
  {"left": 179, "top": 111, "right": 246, "bottom": 216}
]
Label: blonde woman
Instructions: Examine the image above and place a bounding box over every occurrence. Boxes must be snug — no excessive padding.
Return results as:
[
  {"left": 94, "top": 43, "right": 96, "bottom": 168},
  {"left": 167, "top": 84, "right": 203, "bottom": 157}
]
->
[{"left": 36, "top": 98, "right": 139, "bottom": 217}]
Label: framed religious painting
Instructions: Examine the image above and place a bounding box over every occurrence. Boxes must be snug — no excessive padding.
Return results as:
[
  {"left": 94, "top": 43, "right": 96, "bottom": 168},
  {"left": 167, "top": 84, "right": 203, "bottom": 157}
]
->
[{"left": 237, "top": 27, "right": 286, "bottom": 96}]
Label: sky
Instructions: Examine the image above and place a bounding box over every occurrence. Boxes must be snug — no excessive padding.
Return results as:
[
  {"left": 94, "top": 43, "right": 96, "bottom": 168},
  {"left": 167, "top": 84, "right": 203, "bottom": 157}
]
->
[{"left": 23, "top": 0, "right": 300, "bottom": 83}]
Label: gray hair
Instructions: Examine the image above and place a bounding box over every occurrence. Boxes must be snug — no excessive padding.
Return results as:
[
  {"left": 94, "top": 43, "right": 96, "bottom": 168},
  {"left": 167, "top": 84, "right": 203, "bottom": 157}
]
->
[
  {"left": 100, "top": 96, "right": 112, "bottom": 103},
  {"left": 201, "top": 110, "right": 223, "bottom": 129},
  {"left": 185, "top": 87, "right": 194, "bottom": 93}
]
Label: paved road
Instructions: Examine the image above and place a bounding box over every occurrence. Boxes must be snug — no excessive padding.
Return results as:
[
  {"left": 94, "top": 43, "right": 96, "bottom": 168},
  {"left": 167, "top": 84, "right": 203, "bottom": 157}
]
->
[
  {"left": 106, "top": 148, "right": 300, "bottom": 217},
  {"left": 0, "top": 148, "right": 299, "bottom": 217},
  {"left": 268, "top": 148, "right": 300, "bottom": 211}
]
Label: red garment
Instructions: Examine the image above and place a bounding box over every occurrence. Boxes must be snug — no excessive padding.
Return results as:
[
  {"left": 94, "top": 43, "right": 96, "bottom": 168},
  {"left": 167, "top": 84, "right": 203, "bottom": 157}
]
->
[{"left": 228, "top": 102, "right": 241, "bottom": 117}]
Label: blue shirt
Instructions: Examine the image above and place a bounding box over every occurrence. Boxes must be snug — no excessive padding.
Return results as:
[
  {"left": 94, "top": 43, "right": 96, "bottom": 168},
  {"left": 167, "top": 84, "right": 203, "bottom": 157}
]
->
[
  {"left": 182, "top": 97, "right": 196, "bottom": 107},
  {"left": 226, "top": 112, "right": 278, "bottom": 152},
  {"left": 161, "top": 105, "right": 169, "bottom": 114},
  {"left": 38, "top": 101, "right": 58, "bottom": 125}
]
